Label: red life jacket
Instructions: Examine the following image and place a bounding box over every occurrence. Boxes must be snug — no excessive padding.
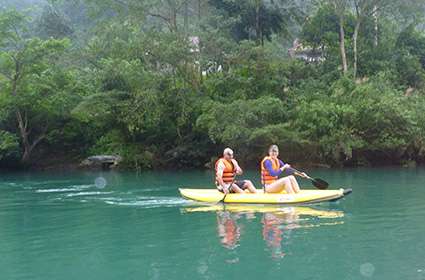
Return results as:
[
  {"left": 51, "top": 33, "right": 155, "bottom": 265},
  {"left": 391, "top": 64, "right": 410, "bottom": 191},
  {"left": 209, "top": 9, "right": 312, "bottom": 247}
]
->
[
  {"left": 215, "top": 158, "right": 236, "bottom": 184},
  {"left": 261, "top": 156, "right": 280, "bottom": 185}
]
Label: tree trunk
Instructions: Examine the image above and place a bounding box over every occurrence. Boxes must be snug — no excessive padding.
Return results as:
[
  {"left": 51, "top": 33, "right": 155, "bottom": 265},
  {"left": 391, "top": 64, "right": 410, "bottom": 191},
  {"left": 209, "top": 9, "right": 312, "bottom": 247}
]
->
[
  {"left": 183, "top": 0, "right": 188, "bottom": 33},
  {"left": 373, "top": 5, "right": 378, "bottom": 47},
  {"left": 198, "top": 0, "right": 201, "bottom": 22},
  {"left": 16, "top": 110, "right": 46, "bottom": 164},
  {"left": 353, "top": 20, "right": 360, "bottom": 78},
  {"left": 169, "top": 2, "right": 177, "bottom": 32},
  {"left": 16, "top": 110, "right": 30, "bottom": 163},
  {"left": 338, "top": 16, "right": 348, "bottom": 74},
  {"left": 255, "top": 0, "right": 261, "bottom": 45},
  {"left": 11, "top": 58, "right": 21, "bottom": 96},
  {"left": 172, "top": 11, "right": 177, "bottom": 32}
]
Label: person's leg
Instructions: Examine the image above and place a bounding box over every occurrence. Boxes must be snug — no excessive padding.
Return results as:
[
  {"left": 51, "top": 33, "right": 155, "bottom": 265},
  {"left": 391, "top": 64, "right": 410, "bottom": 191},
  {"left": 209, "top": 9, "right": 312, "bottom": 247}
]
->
[
  {"left": 230, "top": 183, "right": 245, "bottom": 193},
  {"left": 243, "top": 180, "right": 257, "bottom": 193},
  {"left": 283, "top": 177, "right": 296, "bottom": 194},
  {"left": 265, "top": 177, "right": 293, "bottom": 193},
  {"left": 288, "top": 175, "right": 300, "bottom": 193}
]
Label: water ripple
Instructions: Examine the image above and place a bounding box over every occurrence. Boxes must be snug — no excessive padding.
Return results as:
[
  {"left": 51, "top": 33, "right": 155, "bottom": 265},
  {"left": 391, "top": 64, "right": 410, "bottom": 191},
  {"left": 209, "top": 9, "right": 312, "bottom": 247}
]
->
[
  {"left": 65, "top": 191, "right": 113, "bottom": 197},
  {"left": 35, "top": 184, "right": 94, "bottom": 193},
  {"left": 103, "top": 197, "right": 189, "bottom": 208}
]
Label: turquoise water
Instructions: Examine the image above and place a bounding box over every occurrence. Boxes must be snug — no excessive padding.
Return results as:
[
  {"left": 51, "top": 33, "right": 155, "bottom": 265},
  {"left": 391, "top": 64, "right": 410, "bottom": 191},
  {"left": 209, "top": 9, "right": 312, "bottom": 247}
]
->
[{"left": 0, "top": 168, "right": 424, "bottom": 280}]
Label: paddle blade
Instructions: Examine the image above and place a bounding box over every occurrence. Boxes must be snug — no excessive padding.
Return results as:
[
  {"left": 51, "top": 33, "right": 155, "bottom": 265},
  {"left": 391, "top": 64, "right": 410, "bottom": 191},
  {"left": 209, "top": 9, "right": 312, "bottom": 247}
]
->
[{"left": 312, "top": 178, "right": 329, "bottom": 189}]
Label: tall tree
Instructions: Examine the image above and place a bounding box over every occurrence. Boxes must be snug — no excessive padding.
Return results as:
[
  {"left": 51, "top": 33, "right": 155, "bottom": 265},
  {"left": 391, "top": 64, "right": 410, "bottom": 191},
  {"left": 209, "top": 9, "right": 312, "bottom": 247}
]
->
[
  {"left": 84, "top": 0, "right": 193, "bottom": 32},
  {"left": 350, "top": 0, "right": 386, "bottom": 78},
  {"left": 36, "top": 3, "right": 74, "bottom": 39},
  {"left": 0, "top": 10, "right": 73, "bottom": 163},
  {"left": 329, "top": 0, "right": 349, "bottom": 74},
  {"left": 349, "top": 0, "right": 425, "bottom": 78},
  {"left": 209, "top": 0, "right": 302, "bottom": 45}
]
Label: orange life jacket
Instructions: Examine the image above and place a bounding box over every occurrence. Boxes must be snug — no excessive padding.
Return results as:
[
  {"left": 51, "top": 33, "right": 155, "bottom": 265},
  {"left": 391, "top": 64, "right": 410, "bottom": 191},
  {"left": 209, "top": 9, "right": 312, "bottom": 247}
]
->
[
  {"left": 215, "top": 158, "right": 236, "bottom": 184},
  {"left": 261, "top": 156, "right": 281, "bottom": 185}
]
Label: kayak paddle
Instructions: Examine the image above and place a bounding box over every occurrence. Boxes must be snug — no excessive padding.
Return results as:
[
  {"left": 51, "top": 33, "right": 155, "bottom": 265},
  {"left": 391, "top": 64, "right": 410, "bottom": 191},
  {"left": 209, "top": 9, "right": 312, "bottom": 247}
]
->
[
  {"left": 219, "top": 176, "right": 236, "bottom": 203},
  {"left": 219, "top": 192, "right": 227, "bottom": 203},
  {"left": 289, "top": 167, "right": 329, "bottom": 190}
]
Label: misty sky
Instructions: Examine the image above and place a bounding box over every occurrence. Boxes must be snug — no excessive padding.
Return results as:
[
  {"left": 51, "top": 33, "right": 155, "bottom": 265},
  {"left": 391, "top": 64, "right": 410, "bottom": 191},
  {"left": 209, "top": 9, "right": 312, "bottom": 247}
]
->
[{"left": 1, "top": 0, "right": 47, "bottom": 10}]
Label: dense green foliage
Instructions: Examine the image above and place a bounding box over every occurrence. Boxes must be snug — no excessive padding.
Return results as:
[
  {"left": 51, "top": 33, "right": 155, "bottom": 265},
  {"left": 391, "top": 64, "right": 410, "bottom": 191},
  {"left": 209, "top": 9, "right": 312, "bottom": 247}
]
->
[{"left": 1, "top": 0, "right": 425, "bottom": 169}]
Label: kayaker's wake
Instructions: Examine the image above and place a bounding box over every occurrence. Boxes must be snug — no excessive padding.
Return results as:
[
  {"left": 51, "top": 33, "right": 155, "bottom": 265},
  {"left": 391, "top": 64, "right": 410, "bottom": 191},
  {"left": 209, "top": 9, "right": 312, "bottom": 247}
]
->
[
  {"left": 35, "top": 184, "right": 94, "bottom": 193},
  {"left": 103, "top": 196, "right": 190, "bottom": 208},
  {"left": 26, "top": 181, "right": 193, "bottom": 209}
]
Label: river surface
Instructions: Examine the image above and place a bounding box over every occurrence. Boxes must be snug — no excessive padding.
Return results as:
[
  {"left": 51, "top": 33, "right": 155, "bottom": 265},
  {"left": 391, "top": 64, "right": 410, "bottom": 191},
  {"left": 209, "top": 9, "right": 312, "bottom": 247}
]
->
[{"left": 0, "top": 168, "right": 424, "bottom": 280}]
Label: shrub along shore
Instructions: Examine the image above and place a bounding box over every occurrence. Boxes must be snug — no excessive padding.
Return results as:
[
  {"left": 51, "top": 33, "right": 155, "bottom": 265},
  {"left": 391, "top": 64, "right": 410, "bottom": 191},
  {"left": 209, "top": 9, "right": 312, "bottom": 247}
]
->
[{"left": 1, "top": 1, "right": 425, "bottom": 170}]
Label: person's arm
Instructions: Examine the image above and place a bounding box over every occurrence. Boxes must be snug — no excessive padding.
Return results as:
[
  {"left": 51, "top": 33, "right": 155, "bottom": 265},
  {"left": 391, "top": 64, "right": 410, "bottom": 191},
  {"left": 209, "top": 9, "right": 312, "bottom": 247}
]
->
[
  {"left": 264, "top": 159, "right": 282, "bottom": 177},
  {"left": 216, "top": 161, "right": 226, "bottom": 187},
  {"left": 278, "top": 159, "right": 293, "bottom": 174},
  {"left": 279, "top": 160, "right": 308, "bottom": 177},
  {"left": 278, "top": 160, "right": 289, "bottom": 171},
  {"left": 232, "top": 159, "right": 243, "bottom": 175}
]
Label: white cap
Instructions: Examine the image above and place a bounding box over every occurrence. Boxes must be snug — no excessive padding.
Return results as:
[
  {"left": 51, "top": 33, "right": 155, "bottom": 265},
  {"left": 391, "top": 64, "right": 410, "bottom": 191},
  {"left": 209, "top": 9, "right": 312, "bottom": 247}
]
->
[{"left": 223, "top": 147, "right": 234, "bottom": 156}]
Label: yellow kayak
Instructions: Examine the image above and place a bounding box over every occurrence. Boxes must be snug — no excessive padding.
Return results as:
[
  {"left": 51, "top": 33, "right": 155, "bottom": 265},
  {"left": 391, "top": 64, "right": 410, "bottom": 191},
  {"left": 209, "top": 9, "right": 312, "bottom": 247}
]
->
[{"left": 179, "top": 188, "right": 352, "bottom": 204}]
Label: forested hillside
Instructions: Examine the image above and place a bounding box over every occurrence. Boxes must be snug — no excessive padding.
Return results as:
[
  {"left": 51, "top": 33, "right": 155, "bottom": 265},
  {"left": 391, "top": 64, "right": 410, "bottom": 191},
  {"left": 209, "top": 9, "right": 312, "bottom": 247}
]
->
[{"left": 1, "top": 0, "right": 425, "bottom": 169}]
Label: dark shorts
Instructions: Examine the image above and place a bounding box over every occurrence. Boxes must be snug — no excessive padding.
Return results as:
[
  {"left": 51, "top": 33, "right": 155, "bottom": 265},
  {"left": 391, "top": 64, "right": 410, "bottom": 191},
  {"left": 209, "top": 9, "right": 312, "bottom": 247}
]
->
[{"left": 218, "top": 180, "right": 248, "bottom": 193}]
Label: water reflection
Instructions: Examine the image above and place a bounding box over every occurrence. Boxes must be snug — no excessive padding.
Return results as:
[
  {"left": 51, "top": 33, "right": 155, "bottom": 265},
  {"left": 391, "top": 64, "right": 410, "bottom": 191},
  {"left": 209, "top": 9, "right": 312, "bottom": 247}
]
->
[
  {"left": 216, "top": 211, "right": 241, "bottom": 249},
  {"left": 182, "top": 205, "right": 344, "bottom": 258},
  {"left": 262, "top": 212, "right": 291, "bottom": 259}
]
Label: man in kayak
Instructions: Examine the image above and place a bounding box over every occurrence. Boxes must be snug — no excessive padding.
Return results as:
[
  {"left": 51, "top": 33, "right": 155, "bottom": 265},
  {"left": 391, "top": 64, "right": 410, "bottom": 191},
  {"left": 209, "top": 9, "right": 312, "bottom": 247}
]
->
[
  {"left": 260, "top": 145, "right": 307, "bottom": 194},
  {"left": 216, "top": 148, "right": 257, "bottom": 194}
]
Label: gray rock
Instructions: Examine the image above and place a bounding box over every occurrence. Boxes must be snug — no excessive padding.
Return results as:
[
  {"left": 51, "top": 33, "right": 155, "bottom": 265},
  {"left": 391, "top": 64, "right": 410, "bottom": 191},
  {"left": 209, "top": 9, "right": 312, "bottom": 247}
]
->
[{"left": 81, "top": 155, "right": 122, "bottom": 169}]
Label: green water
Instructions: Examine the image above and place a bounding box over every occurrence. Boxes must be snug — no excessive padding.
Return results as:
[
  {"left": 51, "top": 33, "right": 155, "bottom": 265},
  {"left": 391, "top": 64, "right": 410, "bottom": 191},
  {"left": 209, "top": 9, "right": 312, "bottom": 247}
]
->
[{"left": 0, "top": 168, "right": 424, "bottom": 280}]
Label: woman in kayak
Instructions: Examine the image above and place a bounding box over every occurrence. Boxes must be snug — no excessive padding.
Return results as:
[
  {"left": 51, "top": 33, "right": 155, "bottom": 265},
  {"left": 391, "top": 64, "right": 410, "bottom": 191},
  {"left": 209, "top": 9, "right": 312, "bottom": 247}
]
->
[
  {"left": 216, "top": 148, "right": 257, "bottom": 194},
  {"left": 260, "top": 145, "right": 306, "bottom": 194}
]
